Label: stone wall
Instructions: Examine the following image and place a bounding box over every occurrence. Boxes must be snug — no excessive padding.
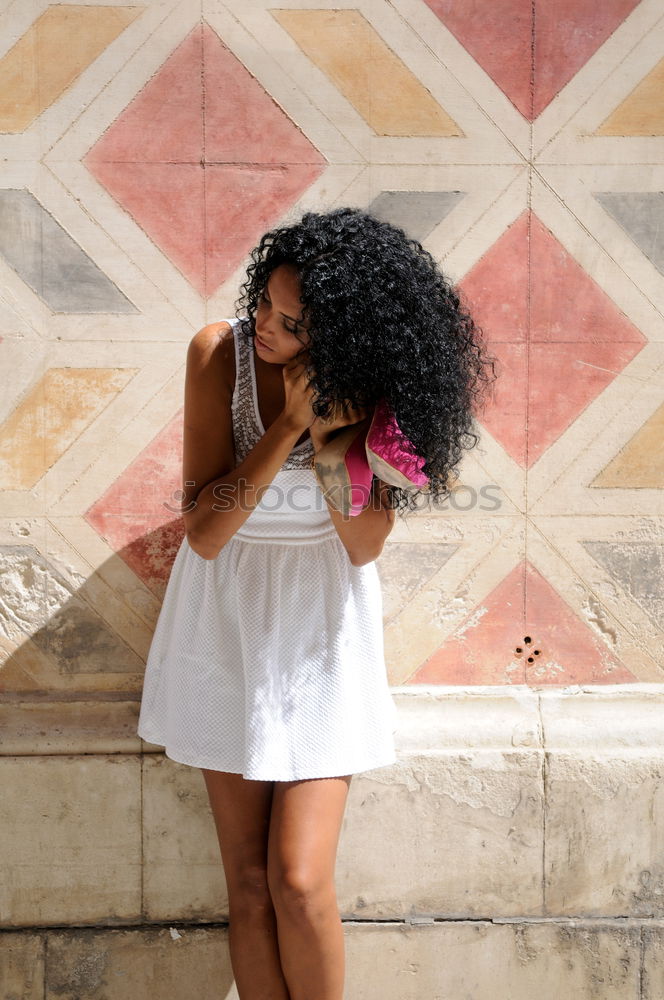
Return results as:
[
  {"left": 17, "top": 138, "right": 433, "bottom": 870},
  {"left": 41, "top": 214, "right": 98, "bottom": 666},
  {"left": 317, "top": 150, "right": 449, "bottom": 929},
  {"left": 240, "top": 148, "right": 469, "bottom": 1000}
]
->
[
  {"left": 3, "top": 688, "right": 664, "bottom": 998},
  {"left": 1, "top": 1, "right": 663, "bottom": 997}
]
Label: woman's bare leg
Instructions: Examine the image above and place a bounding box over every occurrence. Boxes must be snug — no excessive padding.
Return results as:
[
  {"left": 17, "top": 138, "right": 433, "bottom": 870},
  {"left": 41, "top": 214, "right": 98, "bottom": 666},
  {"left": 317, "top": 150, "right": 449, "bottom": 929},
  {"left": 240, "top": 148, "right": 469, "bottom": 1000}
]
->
[
  {"left": 267, "top": 776, "right": 352, "bottom": 1000},
  {"left": 201, "top": 768, "right": 290, "bottom": 1000}
]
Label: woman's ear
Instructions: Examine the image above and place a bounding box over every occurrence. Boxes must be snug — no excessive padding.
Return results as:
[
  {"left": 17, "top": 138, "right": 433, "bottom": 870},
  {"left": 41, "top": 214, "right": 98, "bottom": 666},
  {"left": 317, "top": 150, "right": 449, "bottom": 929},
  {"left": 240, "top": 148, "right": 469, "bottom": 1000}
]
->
[{"left": 294, "top": 342, "right": 311, "bottom": 364}]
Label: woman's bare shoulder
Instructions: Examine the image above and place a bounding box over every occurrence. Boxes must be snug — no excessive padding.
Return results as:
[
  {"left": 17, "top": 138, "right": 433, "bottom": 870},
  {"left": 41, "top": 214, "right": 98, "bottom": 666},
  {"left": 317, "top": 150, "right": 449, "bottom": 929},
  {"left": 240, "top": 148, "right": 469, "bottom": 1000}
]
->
[
  {"left": 188, "top": 319, "right": 233, "bottom": 355},
  {"left": 187, "top": 320, "right": 236, "bottom": 393}
]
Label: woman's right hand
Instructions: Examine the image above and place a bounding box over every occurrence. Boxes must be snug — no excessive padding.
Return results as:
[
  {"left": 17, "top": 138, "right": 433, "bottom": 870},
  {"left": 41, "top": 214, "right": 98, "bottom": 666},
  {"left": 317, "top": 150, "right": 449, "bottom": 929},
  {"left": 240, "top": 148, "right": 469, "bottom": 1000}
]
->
[{"left": 281, "top": 352, "right": 317, "bottom": 430}]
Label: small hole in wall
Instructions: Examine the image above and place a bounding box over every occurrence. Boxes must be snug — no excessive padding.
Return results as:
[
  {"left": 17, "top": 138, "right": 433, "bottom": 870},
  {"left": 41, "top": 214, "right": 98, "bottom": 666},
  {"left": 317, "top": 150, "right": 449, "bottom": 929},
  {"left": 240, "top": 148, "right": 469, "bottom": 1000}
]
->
[{"left": 514, "top": 636, "right": 543, "bottom": 660}]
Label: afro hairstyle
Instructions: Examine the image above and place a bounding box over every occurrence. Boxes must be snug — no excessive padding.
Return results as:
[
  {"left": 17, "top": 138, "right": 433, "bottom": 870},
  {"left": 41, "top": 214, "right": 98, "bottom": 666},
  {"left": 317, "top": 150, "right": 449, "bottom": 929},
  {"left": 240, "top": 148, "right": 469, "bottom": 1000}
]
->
[{"left": 236, "top": 206, "right": 498, "bottom": 515}]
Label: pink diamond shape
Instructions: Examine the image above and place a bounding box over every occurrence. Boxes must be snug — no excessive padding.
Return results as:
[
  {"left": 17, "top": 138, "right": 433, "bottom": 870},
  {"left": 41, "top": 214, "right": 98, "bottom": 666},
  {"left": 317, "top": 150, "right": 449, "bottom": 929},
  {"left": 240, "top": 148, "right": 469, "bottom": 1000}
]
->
[
  {"left": 84, "top": 412, "right": 185, "bottom": 596},
  {"left": 85, "top": 23, "right": 326, "bottom": 298},
  {"left": 413, "top": 560, "right": 635, "bottom": 685},
  {"left": 460, "top": 211, "right": 646, "bottom": 468},
  {"left": 422, "top": 0, "right": 640, "bottom": 121}
]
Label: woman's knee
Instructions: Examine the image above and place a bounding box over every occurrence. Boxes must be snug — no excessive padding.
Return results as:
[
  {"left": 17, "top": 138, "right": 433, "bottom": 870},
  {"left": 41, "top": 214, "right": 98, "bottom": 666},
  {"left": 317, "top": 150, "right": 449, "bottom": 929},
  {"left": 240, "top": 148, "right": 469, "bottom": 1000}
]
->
[
  {"left": 267, "top": 863, "right": 336, "bottom": 916},
  {"left": 227, "top": 864, "right": 275, "bottom": 915}
]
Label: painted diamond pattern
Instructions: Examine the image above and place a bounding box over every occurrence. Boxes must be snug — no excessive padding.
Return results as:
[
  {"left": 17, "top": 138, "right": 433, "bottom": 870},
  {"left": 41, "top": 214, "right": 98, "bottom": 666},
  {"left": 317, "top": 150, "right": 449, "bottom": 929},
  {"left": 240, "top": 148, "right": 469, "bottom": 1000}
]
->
[
  {"left": 413, "top": 560, "right": 636, "bottom": 685},
  {"left": 460, "top": 211, "right": 647, "bottom": 469},
  {"left": 1, "top": 0, "right": 662, "bottom": 698},
  {"left": 84, "top": 22, "right": 326, "bottom": 298},
  {"left": 423, "top": 0, "right": 641, "bottom": 120},
  {"left": 84, "top": 411, "right": 185, "bottom": 597},
  {"left": 0, "top": 190, "right": 136, "bottom": 313}
]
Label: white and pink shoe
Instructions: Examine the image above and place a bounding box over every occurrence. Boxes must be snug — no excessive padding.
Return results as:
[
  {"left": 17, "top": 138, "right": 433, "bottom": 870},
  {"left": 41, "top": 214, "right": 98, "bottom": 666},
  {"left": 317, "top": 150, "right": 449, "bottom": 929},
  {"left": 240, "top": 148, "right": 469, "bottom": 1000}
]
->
[{"left": 313, "top": 399, "right": 428, "bottom": 516}]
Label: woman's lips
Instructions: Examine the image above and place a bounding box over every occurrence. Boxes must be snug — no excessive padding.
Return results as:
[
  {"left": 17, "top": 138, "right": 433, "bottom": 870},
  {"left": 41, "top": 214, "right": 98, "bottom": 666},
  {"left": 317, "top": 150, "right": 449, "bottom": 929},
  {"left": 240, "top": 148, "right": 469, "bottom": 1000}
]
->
[{"left": 255, "top": 334, "right": 274, "bottom": 352}]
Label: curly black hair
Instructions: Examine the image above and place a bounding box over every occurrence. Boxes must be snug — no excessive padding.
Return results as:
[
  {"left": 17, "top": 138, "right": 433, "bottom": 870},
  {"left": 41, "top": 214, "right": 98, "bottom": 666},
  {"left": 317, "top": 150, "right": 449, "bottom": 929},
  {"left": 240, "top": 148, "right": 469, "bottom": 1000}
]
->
[{"left": 236, "top": 207, "right": 498, "bottom": 515}]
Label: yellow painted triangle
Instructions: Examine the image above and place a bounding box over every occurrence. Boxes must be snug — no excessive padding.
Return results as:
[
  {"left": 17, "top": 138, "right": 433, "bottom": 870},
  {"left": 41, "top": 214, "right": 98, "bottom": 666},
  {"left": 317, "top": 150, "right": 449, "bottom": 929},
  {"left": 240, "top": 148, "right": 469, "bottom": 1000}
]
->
[
  {"left": 273, "top": 9, "right": 463, "bottom": 138},
  {"left": 595, "top": 57, "right": 664, "bottom": 135},
  {"left": 592, "top": 401, "right": 664, "bottom": 487},
  {"left": 0, "top": 368, "right": 136, "bottom": 489},
  {"left": 0, "top": 5, "right": 142, "bottom": 133}
]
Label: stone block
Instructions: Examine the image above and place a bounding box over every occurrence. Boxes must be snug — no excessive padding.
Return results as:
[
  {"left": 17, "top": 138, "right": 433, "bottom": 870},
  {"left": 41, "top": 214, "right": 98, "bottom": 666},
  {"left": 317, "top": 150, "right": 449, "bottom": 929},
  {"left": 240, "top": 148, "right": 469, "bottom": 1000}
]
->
[
  {"left": 0, "top": 932, "right": 44, "bottom": 1000},
  {"left": 141, "top": 754, "right": 227, "bottom": 922},
  {"left": 1, "top": 755, "right": 141, "bottom": 927}
]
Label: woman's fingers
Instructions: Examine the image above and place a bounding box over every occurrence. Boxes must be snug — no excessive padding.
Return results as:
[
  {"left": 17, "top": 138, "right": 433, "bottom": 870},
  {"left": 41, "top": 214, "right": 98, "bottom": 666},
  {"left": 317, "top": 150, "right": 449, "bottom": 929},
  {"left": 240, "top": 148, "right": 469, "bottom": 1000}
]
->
[
  {"left": 346, "top": 403, "right": 370, "bottom": 423},
  {"left": 320, "top": 402, "right": 371, "bottom": 429}
]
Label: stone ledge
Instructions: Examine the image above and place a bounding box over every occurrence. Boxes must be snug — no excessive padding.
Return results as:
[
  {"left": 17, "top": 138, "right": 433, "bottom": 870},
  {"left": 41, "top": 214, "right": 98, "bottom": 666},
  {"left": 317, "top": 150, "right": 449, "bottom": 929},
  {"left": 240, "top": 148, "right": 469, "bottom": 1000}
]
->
[
  {"left": 390, "top": 683, "right": 664, "bottom": 751},
  {"left": 2, "top": 686, "right": 663, "bottom": 930},
  {"left": 2, "top": 920, "right": 662, "bottom": 1000},
  {"left": 2, "top": 684, "right": 664, "bottom": 755},
  {"left": 0, "top": 699, "right": 141, "bottom": 755}
]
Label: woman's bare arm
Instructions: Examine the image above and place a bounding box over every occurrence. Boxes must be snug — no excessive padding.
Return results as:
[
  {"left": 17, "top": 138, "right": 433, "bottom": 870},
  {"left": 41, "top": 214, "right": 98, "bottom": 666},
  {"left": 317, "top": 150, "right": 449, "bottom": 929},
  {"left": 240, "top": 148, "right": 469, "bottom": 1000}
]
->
[
  {"left": 181, "top": 324, "right": 311, "bottom": 560},
  {"left": 309, "top": 421, "right": 395, "bottom": 566}
]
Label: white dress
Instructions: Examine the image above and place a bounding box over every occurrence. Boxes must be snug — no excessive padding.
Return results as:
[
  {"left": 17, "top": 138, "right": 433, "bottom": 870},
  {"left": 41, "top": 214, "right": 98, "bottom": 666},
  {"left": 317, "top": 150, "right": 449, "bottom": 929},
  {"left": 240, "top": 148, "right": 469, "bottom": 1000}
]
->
[{"left": 137, "top": 316, "right": 398, "bottom": 781}]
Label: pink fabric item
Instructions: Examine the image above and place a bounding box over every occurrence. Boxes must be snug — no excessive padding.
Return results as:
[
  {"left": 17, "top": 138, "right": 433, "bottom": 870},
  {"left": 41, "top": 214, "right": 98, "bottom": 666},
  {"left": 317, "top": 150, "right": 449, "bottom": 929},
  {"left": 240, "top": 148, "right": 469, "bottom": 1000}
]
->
[
  {"left": 314, "top": 400, "right": 428, "bottom": 516},
  {"left": 345, "top": 425, "right": 374, "bottom": 516},
  {"left": 365, "top": 399, "right": 428, "bottom": 488},
  {"left": 313, "top": 420, "right": 374, "bottom": 517}
]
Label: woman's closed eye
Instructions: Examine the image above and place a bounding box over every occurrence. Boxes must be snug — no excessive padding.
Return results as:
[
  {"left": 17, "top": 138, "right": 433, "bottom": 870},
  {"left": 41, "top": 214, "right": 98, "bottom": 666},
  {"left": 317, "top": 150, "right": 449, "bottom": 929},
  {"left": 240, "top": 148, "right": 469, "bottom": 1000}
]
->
[{"left": 261, "top": 289, "right": 300, "bottom": 335}]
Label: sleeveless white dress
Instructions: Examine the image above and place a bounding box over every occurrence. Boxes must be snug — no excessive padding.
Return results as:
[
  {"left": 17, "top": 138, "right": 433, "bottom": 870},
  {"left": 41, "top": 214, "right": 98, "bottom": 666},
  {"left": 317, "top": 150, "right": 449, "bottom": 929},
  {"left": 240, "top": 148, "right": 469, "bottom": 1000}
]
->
[{"left": 137, "top": 316, "right": 398, "bottom": 781}]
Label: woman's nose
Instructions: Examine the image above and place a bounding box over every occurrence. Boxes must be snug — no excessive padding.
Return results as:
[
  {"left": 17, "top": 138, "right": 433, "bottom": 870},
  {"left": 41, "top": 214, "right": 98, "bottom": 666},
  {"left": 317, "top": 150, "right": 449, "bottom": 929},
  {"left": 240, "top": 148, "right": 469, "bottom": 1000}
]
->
[
  {"left": 256, "top": 304, "right": 273, "bottom": 332},
  {"left": 256, "top": 319, "right": 274, "bottom": 341}
]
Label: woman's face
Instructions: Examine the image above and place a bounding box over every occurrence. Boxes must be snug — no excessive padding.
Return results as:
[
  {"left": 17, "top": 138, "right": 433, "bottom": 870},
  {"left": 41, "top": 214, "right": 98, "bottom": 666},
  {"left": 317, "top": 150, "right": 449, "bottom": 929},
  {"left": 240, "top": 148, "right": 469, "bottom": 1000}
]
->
[{"left": 254, "top": 263, "right": 311, "bottom": 364}]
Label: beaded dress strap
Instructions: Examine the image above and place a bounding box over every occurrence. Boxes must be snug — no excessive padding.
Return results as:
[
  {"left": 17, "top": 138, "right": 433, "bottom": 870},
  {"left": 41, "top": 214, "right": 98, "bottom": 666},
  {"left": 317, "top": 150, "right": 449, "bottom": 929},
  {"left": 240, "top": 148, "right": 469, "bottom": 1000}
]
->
[{"left": 231, "top": 317, "right": 314, "bottom": 471}]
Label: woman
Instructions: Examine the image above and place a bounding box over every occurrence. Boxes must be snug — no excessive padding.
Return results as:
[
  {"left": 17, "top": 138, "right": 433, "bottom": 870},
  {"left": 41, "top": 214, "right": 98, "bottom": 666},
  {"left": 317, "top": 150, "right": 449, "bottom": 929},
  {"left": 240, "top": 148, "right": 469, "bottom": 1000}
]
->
[{"left": 137, "top": 207, "right": 496, "bottom": 998}]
